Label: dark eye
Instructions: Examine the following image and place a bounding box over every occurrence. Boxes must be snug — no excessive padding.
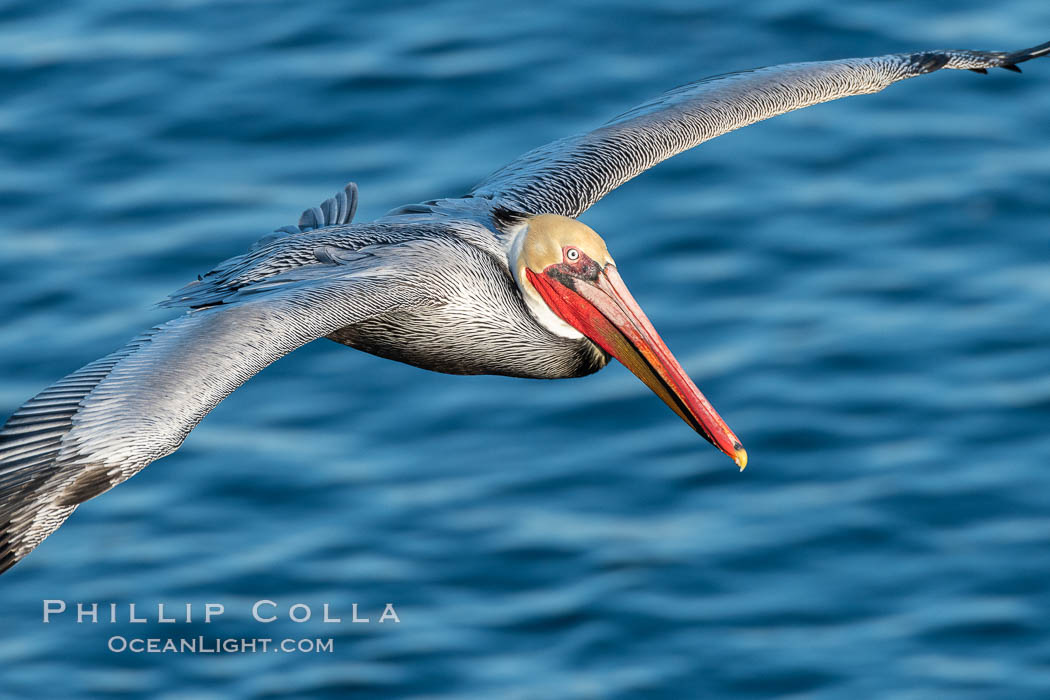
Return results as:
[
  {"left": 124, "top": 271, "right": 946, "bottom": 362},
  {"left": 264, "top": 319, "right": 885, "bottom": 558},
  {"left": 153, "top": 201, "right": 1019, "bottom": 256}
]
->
[{"left": 565, "top": 248, "right": 580, "bottom": 262}]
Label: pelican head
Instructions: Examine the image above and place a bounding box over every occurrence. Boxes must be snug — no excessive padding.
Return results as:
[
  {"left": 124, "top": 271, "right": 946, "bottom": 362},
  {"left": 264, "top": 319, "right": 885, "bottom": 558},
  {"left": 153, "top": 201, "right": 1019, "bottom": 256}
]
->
[{"left": 513, "top": 214, "right": 747, "bottom": 470}]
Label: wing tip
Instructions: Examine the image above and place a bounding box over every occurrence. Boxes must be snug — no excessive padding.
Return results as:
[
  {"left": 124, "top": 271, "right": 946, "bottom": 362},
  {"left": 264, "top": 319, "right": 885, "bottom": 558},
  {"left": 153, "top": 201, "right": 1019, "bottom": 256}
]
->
[{"left": 1001, "top": 39, "right": 1050, "bottom": 67}]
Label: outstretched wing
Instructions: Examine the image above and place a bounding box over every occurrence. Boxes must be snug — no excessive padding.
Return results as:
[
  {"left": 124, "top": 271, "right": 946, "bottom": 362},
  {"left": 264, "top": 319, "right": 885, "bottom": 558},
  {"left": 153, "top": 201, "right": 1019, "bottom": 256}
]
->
[
  {"left": 0, "top": 241, "right": 437, "bottom": 574},
  {"left": 471, "top": 41, "right": 1050, "bottom": 218}
]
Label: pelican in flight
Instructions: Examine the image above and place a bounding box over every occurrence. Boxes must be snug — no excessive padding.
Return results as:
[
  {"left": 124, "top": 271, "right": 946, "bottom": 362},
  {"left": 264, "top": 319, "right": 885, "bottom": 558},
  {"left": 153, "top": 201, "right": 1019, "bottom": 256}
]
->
[{"left": 1, "top": 41, "right": 1047, "bottom": 574}]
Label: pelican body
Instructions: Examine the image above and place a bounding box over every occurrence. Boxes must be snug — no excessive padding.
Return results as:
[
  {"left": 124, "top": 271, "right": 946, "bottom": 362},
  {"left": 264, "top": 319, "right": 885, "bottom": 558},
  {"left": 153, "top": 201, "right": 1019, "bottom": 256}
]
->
[
  {"left": 321, "top": 218, "right": 607, "bottom": 380},
  {"left": 1, "top": 40, "right": 1047, "bottom": 574}
]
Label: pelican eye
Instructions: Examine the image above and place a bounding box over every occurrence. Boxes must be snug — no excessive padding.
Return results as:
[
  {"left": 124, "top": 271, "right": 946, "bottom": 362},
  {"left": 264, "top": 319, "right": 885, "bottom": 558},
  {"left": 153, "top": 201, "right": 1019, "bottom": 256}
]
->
[{"left": 565, "top": 247, "right": 580, "bottom": 262}]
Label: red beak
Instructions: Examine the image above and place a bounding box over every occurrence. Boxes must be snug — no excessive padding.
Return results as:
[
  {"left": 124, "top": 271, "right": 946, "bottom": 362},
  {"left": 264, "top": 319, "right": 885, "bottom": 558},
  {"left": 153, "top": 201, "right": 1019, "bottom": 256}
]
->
[{"left": 527, "top": 264, "right": 747, "bottom": 469}]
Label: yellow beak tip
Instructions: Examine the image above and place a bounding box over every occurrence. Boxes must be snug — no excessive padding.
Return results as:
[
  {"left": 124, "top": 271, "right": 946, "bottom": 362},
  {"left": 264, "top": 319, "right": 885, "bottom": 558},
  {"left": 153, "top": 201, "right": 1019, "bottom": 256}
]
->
[{"left": 733, "top": 447, "right": 748, "bottom": 471}]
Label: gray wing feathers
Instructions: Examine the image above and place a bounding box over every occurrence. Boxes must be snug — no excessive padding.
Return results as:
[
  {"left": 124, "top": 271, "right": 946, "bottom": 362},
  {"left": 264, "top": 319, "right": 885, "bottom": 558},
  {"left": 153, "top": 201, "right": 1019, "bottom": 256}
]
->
[
  {"left": 472, "top": 41, "right": 1050, "bottom": 217},
  {"left": 260, "top": 182, "right": 361, "bottom": 247},
  {"left": 0, "top": 352, "right": 135, "bottom": 571},
  {"left": 297, "top": 182, "right": 359, "bottom": 232},
  {"left": 0, "top": 248, "right": 435, "bottom": 573}
]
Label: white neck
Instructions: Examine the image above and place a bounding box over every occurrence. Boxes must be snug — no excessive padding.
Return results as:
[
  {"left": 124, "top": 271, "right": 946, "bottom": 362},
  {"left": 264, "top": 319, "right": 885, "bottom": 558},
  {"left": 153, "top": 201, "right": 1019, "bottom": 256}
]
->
[{"left": 506, "top": 223, "right": 584, "bottom": 340}]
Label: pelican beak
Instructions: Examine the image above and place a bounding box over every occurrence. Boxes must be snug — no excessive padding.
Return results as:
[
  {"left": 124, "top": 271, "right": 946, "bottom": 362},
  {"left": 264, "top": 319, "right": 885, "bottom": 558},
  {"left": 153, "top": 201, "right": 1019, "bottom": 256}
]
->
[{"left": 527, "top": 264, "right": 747, "bottom": 470}]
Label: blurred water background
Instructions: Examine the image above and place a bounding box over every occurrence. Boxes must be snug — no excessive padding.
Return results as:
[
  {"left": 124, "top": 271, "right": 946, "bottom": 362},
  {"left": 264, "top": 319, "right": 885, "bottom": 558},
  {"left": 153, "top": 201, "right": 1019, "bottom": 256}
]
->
[{"left": 1, "top": 1, "right": 1049, "bottom": 697}]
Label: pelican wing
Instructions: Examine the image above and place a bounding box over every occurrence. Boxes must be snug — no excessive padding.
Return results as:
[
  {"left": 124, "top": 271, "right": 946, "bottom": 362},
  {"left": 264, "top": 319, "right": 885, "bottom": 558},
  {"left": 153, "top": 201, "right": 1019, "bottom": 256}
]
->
[
  {"left": 0, "top": 241, "right": 438, "bottom": 573},
  {"left": 472, "top": 41, "right": 1050, "bottom": 218}
]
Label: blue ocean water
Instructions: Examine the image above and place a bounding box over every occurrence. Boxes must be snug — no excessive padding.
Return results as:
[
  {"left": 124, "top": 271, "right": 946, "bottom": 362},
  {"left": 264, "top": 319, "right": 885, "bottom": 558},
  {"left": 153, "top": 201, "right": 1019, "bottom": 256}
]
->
[{"left": 1, "top": 1, "right": 1049, "bottom": 697}]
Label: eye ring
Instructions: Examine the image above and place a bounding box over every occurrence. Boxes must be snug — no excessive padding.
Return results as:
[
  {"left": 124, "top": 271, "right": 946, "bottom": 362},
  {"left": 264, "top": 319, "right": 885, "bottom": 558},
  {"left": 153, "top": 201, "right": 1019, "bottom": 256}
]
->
[{"left": 565, "top": 247, "right": 580, "bottom": 262}]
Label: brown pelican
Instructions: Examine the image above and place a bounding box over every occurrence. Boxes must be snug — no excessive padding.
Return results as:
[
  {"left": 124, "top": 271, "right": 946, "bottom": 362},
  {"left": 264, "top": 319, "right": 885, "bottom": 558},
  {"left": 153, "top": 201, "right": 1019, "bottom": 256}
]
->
[{"left": 1, "top": 41, "right": 1047, "bottom": 574}]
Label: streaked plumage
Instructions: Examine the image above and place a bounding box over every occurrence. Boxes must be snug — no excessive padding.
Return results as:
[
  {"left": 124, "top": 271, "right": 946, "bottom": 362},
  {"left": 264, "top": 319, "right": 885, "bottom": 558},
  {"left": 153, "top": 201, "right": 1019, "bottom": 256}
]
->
[{"left": 2, "top": 40, "right": 1047, "bottom": 574}]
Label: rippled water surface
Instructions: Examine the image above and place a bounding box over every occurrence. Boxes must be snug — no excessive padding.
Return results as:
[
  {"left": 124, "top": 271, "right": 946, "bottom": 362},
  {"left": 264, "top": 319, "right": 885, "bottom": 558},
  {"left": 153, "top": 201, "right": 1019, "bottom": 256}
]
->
[{"left": 2, "top": 1, "right": 1050, "bottom": 697}]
